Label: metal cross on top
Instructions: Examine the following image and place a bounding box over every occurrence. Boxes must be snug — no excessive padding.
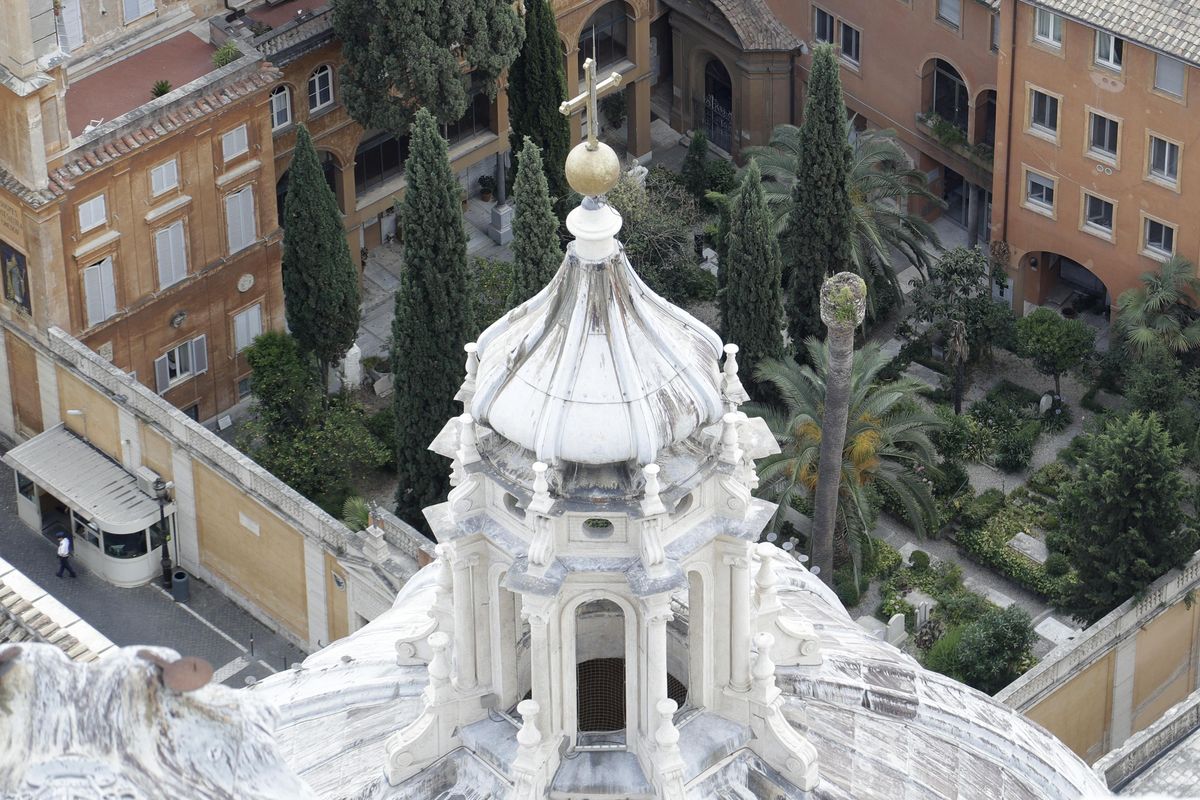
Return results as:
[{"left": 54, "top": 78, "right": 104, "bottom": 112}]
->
[{"left": 559, "top": 57, "right": 623, "bottom": 152}]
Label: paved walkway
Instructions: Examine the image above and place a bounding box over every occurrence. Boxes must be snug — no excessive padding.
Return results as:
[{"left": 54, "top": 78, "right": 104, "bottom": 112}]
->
[{"left": 0, "top": 460, "right": 306, "bottom": 685}]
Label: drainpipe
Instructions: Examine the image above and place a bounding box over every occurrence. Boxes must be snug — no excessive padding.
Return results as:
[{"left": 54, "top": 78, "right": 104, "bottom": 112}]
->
[{"left": 998, "top": 2, "right": 1018, "bottom": 245}]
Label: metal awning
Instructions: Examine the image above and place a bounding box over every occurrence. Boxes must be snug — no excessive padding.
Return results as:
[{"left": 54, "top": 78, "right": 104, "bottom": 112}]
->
[{"left": 3, "top": 425, "right": 172, "bottom": 534}]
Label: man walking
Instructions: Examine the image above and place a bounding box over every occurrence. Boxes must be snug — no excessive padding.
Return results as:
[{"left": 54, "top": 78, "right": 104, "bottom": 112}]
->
[{"left": 55, "top": 532, "right": 76, "bottom": 578}]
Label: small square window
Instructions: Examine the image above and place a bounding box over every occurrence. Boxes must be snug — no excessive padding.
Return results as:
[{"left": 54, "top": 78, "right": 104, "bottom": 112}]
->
[
  {"left": 150, "top": 159, "right": 178, "bottom": 196},
  {"left": 937, "top": 0, "right": 960, "bottom": 29},
  {"left": 77, "top": 194, "right": 107, "bottom": 233},
  {"left": 1155, "top": 55, "right": 1186, "bottom": 97},
  {"left": 237, "top": 375, "right": 252, "bottom": 399},
  {"left": 1095, "top": 32, "right": 1123, "bottom": 70},
  {"left": 1030, "top": 90, "right": 1059, "bottom": 135},
  {"left": 840, "top": 22, "right": 861, "bottom": 65},
  {"left": 1025, "top": 171, "right": 1055, "bottom": 211},
  {"left": 1084, "top": 194, "right": 1114, "bottom": 233},
  {"left": 814, "top": 8, "right": 834, "bottom": 43},
  {"left": 1145, "top": 218, "right": 1176, "bottom": 256},
  {"left": 1088, "top": 113, "right": 1119, "bottom": 160},
  {"left": 1148, "top": 136, "right": 1180, "bottom": 183},
  {"left": 1035, "top": 9, "right": 1063, "bottom": 47},
  {"left": 221, "top": 125, "right": 249, "bottom": 162}
]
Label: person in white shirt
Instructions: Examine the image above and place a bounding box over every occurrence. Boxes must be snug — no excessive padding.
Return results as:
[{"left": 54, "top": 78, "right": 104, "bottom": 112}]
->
[{"left": 55, "top": 533, "right": 76, "bottom": 578}]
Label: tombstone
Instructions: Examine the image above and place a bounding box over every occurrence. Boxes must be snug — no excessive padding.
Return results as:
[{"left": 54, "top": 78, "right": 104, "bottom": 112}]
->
[
  {"left": 626, "top": 161, "right": 648, "bottom": 188},
  {"left": 1039, "top": 392, "right": 1054, "bottom": 415},
  {"left": 341, "top": 343, "right": 363, "bottom": 390},
  {"left": 917, "top": 601, "right": 931, "bottom": 628},
  {"left": 374, "top": 373, "right": 394, "bottom": 398},
  {"left": 886, "top": 613, "right": 907, "bottom": 646}
]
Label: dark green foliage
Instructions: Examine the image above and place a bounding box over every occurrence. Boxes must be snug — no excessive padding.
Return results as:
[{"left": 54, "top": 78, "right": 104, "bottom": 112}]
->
[
  {"left": 784, "top": 44, "right": 853, "bottom": 349},
  {"left": 392, "top": 110, "right": 474, "bottom": 533},
  {"left": 1044, "top": 552, "right": 1070, "bottom": 577},
  {"left": 507, "top": 0, "right": 569, "bottom": 205},
  {"left": 1016, "top": 307, "right": 1095, "bottom": 396},
  {"left": 909, "top": 550, "right": 931, "bottom": 572},
  {"left": 960, "top": 488, "right": 1006, "bottom": 530},
  {"left": 833, "top": 566, "right": 861, "bottom": 608},
  {"left": 922, "top": 625, "right": 964, "bottom": 677},
  {"left": 471, "top": 257, "right": 515, "bottom": 337},
  {"left": 705, "top": 158, "right": 737, "bottom": 196},
  {"left": 607, "top": 169, "right": 714, "bottom": 304},
  {"left": 509, "top": 138, "right": 561, "bottom": 307},
  {"left": 1027, "top": 461, "right": 1072, "bottom": 498},
  {"left": 333, "top": 0, "right": 522, "bottom": 134},
  {"left": 240, "top": 333, "right": 387, "bottom": 504},
  {"left": 932, "top": 460, "right": 970, "bottom": 499},
  {"left": 995, "top": 421, "right": 1039, "bottom": 473},
  {"left": 1126, "top": 345, "right": 1197, "bottom": 448},
  {"left": 1059, "top": 412, "right": 1196, "bottom": 623},
  {"left": 720, "top": 162, "right": 785, "bottom": 395},
  {"left": 281, "top": 125, "right": 361, "bottom": 387},
  {"left": 682, "top": 131, "right": 709, "bottom": 198},
  {"left": 863, "top": 537, "right": 903, "bottom": 579},
  {"left": 955, "top": 607, "right": 1036, "bottom": 694},
  {"left": 934, "top": 592, "right": 992, "bottom": 626},
  {"left": 151, "top": 80, "right": 172, "bottom": 98},
  {"left": 910, "top": 247, "right": 1016, "bottom": 364},
  {"left": 212, "top": 41, "right": 239, "bottom": 67},
  {"left": 365, "top": 409, "right": 397, "bottom": 471}
]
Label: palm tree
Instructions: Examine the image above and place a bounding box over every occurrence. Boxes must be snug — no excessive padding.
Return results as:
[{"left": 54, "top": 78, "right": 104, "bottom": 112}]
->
[
  {"left": 752, "top": 339, "right": 943, "bottom": 575},
  {"left": 738, "top": 125, "right": 944, "bottom": 308},
  {"left": 1116, "top": 256, "right": 1200, "bottom": 356}
]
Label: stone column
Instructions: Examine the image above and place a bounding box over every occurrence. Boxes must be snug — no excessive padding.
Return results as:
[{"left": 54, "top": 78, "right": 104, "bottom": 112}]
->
[
  {"left": 627, "top": 79, "right": 652, "bottom": 162},
  {"left": 644, "top": 596, "right": 673, "bottom": 734},
  {"left": 0, "top": 327, "right": 15, "bottom": 439},
  {"left": 451, "top": 551, "right": 479, "bottom": 690},
  {"left": 523, "top": 597, "right": 555, "bottom": 737},
  {"left": 966, "top": 183, "right": 981, "bottom": 249},
  {"left": 727, "top": 551, "right": 752, "bottom": 692}
]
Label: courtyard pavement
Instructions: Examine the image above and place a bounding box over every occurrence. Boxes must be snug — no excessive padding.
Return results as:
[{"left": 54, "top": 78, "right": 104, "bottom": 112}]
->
[{"left": 0, "top": 457, "right": 306, "bottom": 686}]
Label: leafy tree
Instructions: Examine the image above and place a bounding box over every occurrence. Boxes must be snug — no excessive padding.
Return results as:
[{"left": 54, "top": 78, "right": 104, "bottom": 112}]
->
[
  {"left": 783, "top": 45, "right": 854, "bottom": 346},
  {"left": 682, "top": 131, "right": 709, "bottom": 198},
  {"left": 507, "top": 0, "right": 570, "bottom": 206},
  {"left": 1125, "top": 345, "right": 1198, "bottom": 450},
  {"left": 954, "top": 606, "right": 1036, "bottom": 694},
  {"left": 281, "top": 125, "right": 361, "bottom": 391},
  {"left": 607, "top": 168, "right": 715, "bottom": 304},
  {"left": 1016, "top": 308, "right": 1094, "bottom": 396},
  {"left": 240, "top": 333, "right": 387, "bottom": 509},
  {"left": 753, "top": 339, "right": 943, "bottom": 575},
  {"left": 509, "top": 138, "right": 561, "bottom": 306},
  {"left": 333, "top": 0, "right": 522, "bottom": 133},
  {"left": 720, "top": 162, "right": 784, "bottom": 395},
  {"left": 745, "top": 125, "right": 943, "bottom": 319},
  {"left": 393, "top": 109, "right": 474, "bottom": 533},
  {"left": 1116, "top": 255, "right": 1200, "bottom": 356},
  {"left": 1060, "top": 412, "right": 1196, "bottom": 623},
  {"left": 471, "top": 256, "right": 515, "bottom": 337}
]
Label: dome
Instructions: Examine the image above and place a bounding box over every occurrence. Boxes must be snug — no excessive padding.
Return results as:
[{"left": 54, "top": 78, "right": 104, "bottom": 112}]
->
[{"left": 470, "top": 200, "right": 724, "bottom": 467}]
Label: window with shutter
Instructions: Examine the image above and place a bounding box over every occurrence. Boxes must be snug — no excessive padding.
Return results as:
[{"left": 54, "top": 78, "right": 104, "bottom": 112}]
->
[
  {"left": 154, "top": 354, "right": 170, "bottom": 393},
  {"left": 150, "top": 159, "right": 178, "bottom": 196},
  {"left": 191, "top": 334, "right": 208, "bottom": 375},
  {"left": 155, "top": 220, "right": 187, "bottom": 289},
  {"left": 123, "top": 0, "right": 153, "bottom": 21},
  {"left": 78, "top": 195, "right": 106, "bottom": 233},
  {"left": 82, "top": 257, "right": 117, "bottom": 327},
  {"left": 225, "top": 187, "right": 256, "bottom": 254},
  {"left": 221, "top": 125, "right": 249, "bottom": 162},
  {"left": 234, "top": 303, "right": 263, "bottom": 351}
]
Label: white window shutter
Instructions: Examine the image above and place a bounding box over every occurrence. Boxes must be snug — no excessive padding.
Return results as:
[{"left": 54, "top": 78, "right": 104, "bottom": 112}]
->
[
  {"left": 154, "top": 354, "right": 170, "bottom": 393},
  {"left": 249, "top": 304, "right": 262, "bottom": 339},
  {"left": 138, "top": 0, "right": 154, "bottom": 17},
  {"left": 83, "top": 264, "right": 104, "bottom": 327},
  {"left": 100, "top": 257, "right": 117, "bottom": 319},
  {"left": 242, "top": 190, "right": 256, "bottom": 247},
  {"left": 191, "top": 334, "right": 208, "bottom": 375}
]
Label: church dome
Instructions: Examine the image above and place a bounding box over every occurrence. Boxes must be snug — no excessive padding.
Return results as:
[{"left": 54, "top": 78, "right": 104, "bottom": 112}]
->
[{"left": 470, "top": 199, "right": 725, "bottom": 467}]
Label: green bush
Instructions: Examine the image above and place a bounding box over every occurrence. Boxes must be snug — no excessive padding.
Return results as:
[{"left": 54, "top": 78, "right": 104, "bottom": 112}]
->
[
  {"left": 1045, "top": 529, "right": 1071, "bottom": 555},
  {"left": 1044, "top": 551, "right": 1070, "bottom": 577},
  {"left": 956, "top": 606, "right": 1037, "bottom": 694},
  {"left": 704, "top": 158, "right": 738, "bottom": 196},
  {"left": 365, "top": 408, "right": 397, "bottom": 472},
  {"left": 1028, "top": 461, "right": 1072, "bottom": 498},
  {"left": 933, "top": 460, "right": 971, "bottom": 499},
  {"left": 878, "top": 593, "right": 916, "bottom": 630},
  {"left": 961, "top": 488, "right": 1006, "bottom": 530},
  {"left": 212, "top": 40, "right": 240, "bottom": 67},
  {"left": 956, "top": 505, "right": 1060, "bottom": 599},
  {"left": 932, "top": 561, "right": 964, "bottom": 594},
  {"left": 909, "top": 550, "right": 931, "bottom": 572},
  {"left": 867, "top": 538, "right": 903, "bottom": 579},
  {"left": 934, "top": 591, "right": 993, "bottom": 626},
  {"left": 996, "top": 420, "right": 1039, "bottom": 472},
  {"left": 1040, "top": 397, "right": 1073, "bottom": 433},
  {"left": 923, "top": 625, "right": 963, "bottom": 678},
  {"left": 834, "top": 566, "right": 861, "bottom": 608}
]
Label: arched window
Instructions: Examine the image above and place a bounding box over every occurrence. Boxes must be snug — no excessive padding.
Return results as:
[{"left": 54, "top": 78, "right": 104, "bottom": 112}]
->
[
  {"left": 932, "top": 59, "right": 968, "bottom": 132},
  {"left": 269, "top": 85, "right": 291, "bottom": 131},
  {"left": 307, "top": 65, "right": 333, "bottom": 113},
  {"left": 579, "top": 1, "right": 629, "bottom": 73}
]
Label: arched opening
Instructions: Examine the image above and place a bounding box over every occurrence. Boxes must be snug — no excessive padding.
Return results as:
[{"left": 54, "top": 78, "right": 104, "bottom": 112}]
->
[
  {"left": 575, "top": 599, "right": 629, "bottom": 742},
  {"left": 925, "top": 58, "right": 968, "bottom": 134},
  {"left": 494, "top": 574, "right": 531, "bottom": 712},
  {"left": 275, "top": 151, "right": 342, "bottom": 225},
  {"left": 684, "top": 570, "right": 706, "bottom": 710},
  {"left": 701, "top": 58, "right": 733, "bottom": 153},
  {"left": 578, "top": 1, "right": 630, "bottom": 74},
  {"left": 1022, "top": 251, "right": 1113, "bottom": 337}
]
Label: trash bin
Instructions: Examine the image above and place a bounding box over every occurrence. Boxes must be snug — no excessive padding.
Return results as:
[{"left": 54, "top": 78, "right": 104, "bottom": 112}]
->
[{"left": 171, "top": 570, "right": 190, "bottom": 603}]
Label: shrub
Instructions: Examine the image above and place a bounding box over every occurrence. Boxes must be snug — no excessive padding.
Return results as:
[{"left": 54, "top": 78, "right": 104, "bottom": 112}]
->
[
  {"left": 212, "top": 40, "right": 240, "bottom": 67},
  {"left": 342, "top": 495, "right": 371, "bottom": 531},
  {"left": 909, "top": 550, "right": 931, "bottom": 572},
  {"left": 867, "top": 538, "right": 903, "bottom": 578},
  {"left": 878, "top": 594, "right": 916, "bottom": 630},
  {"left": 151, "top": 79, "right": 172, "bottom": 98},
  {"left": 923, "top": 625, "right": 963, "bottom": 678},
  {"left": 1045, "top": 529, "right": 1071, "bottom": 555},
  {"left": 365, "top": 408, "right": 397, "bottom": 472},
  {"left": 1028, "top": 461, "right": 1072, "bottom": 499},
  {"left": 996, "top": 420, "right": 1039, "bottom": 472},
  {"left": 705, "top": 158, "right": 738, "bottom": 196},
  {"left": 956, "top": 606, "right": 1037, "bottom": 694},
  {"left": 932, "top": 561, "right": 964, "bottom": 594},
  {"left": 834, "top": 566, "right": 861, "bottom": 608},
  {"left": 1044, "top": 552, "right": 1070, "bottom": 577},
  {"left": 956, "top": 505, "right": 1060, "bottom": 598},
  {"left": 935, "top": 591, "right": 993, "bottom": 626},
  {"left": 1040, "top": 397, "right": 1073, "bottom": 433},
  {"left": 933, "top": 460, "right": 970, "bottom": 499},
  {"left": 961, "top": 488, "right": 1006, "bottom": 530}
]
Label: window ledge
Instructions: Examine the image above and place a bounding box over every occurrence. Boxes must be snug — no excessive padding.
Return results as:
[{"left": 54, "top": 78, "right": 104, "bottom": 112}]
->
[
  {"left": 216, "top": 159, "right": 262, "bottom": 189},
  {"left": 1142, "top": 248, "right": 1173, "bottom": 263},
  {"left": 145, "top": 194, "right": 192, "bottom": 223},
  {"left": 1022, "top": 201, "right": 1055, "bottom": 219},
  {"left": 1146, "top": 174, "right": 1181, "bottom": 193},
  {"left": 1026, "top": 126, "right": 1059, "bottom": 145},
  {"left": 73, "top": 229, "right": 120, "bottom": 259},
  {"left": 1087, "top": 151, "right": 1118, "bottom": 169},
  {"left": 1081, "top": 224, "right": 1114, "bottom": 243}
]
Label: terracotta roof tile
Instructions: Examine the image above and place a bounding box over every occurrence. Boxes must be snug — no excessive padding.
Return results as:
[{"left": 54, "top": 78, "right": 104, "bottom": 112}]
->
[{"left": 1029, "top": 0, "right": 1200, "bottom": 66}]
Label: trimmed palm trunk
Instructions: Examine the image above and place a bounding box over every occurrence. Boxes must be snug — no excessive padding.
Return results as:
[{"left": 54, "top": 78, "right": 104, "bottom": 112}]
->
[{"left": 810, "top": 272, "right": 867, "bottom": 586}]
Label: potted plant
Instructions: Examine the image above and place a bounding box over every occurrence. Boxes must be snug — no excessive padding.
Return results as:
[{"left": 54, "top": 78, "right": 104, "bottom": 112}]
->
[
  {"left": 478, "top": 174, "right": 496, "bottom": 202},
  {"left": 151, "top": 80, "right": 172, "bottom": 98}
]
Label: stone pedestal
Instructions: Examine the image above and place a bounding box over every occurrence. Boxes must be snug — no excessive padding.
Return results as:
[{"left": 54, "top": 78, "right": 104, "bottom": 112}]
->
[{"left": 488, "top": 203, "right": 513, "bottom": 245}]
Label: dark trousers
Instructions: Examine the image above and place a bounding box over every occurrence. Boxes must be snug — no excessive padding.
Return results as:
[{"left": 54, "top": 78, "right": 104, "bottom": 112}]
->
[{"left": 56, "top": 555, "right": 76, "bottom": 577}]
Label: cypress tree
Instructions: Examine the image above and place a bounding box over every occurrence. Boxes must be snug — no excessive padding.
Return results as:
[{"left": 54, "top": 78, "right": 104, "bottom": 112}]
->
[
  {"left": 682, "top": 131, "right": 709, "bottom": 198},
  {"left": 281, "top": 124, "right": 361, "bottom": 390},
  {"left": 1060, "top": 412, "right": 1197, "bottom": 623},
  {"left": 334, "top": 0, "right": 521, "bottom": 133},
  {"left": 509, "top": 137, "right": 561, "bottom": 307},
  {"left": 507, "top": 0, "right": 570, "bottom": 205},
  {"left": 392, "top": 109, "right": 474, "bottom": 534},
  {"left": 720, "top": 161, "right": 784, "bottom": 391},
  {"left": 784, "top": 44, "right": 853, "bottom": 349}
]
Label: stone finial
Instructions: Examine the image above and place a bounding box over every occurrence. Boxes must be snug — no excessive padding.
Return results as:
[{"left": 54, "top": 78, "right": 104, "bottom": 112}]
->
[
  {"left": 457, "top": 414, "right": 480, "bottom": 465},
  {"left": 752, "top": 632, "right": 777, "bottom": 687},
  {"left": 516, "top": 699, "right": 543, "bottom": 750},
  {"left": 641, "top": 463, "right": 666, "bottom": 516},
  {"left": 426, "top": 632, "right": 452, "bottom": 701},
  {"left": 720, "top": 412, "right": 743, "bottom": 465},
  {"left": 819, "top": 272, "right": 867, "bottom": 332},
  {"left": 722, "top": 343, "right": 751, "bottom": 410},
  {"left": 655, "top": 698, "right": 681, "bottom": 750},
  {"left": 458, "top": 342, "right": 480, "bottom": 406},
  {"left": 755, "top": 542, "right": 779, "bottom": 613},
  {"left": 528, "top": 461, "right": 553, "bottom": 514}
]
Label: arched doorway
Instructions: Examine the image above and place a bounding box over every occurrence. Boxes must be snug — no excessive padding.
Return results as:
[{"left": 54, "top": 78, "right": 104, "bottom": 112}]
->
[
  {"left": 929, "top": 59, "right": 969, "bottom": 133},
  {"left": 1021, "top": 251, "right": 1113, "bottom": 345},
  {"left": 702, "top": 58, "right": 733, "bottom": 153},
  {"left": 575, "top": 599, "right": 628, "bottom": 744},
  {"left": 578, "top": 1, "right": 630, "bottom": 73}
]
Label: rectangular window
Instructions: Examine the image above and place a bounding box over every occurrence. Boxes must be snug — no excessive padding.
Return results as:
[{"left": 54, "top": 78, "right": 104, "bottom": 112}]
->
[
  {"left": 269, "top": 87, "right": 291, "bottom": 130},
  {"left": 150, "top": 159, "right": 178, "bottom": 196},
  {"left": 16, "top": 471, "right": 35, "bottom": 501},
  {"left": 1145, "top": 218, "right": 1176, "bottom": 256},
  {"left": 1088, "top": 112, "right": 1119, "bottom": 160},
  {"left": 1035, "top": 9, "right": 1063, "bottom": 47},
  {"left": 221, "top": 124, "right": 249, "bottom": 162},
  {"left": 990, "top": 13, "right": 1000, "bottom": 51},
  {"left": 233, "top": 303, "right": 263, "bottom": 352},
  {"left": 237, "top": 375, "right": 252, "bottom": 399},
  {"left": 814, "top": 8, "right": 834, "bottom": 43},
  {"left": 122, "top": 0, "right": 153, "bottom": 22},
  {"left": 153, "top": 334, "right": 207, "bottom": 393},
  {"left": 840, "top": 22, "right": 861, "bottom": 65},
  {"left": 224, "top": 186, "right": 256, "bottom": 254},
  {"left": 1084, "top": 194, "right": 1114, "bottom": 233},
  {"left": 936, "top": 0, "right": 960, "bottom": 28},
  {"left": 77, "top": 194, "right": 106, "bottom": 233},
  {"left": 354, "top": 133, "right": 409, "bottom": 196},
  {"left": 442, "top": 78, "right": 492, "bottom": 145},
  {"left": 82, "top": 256, "right": 117, "bottom": 327},
  {"left": 1030, "top": 89, "right": 1059, "bottom": 135},
  {"left": 1155, "top": 55, "right": 1186, "bottom": 97},
  {"left": 1025, "top": 171, "right": 1055, "bottom": 211},
  {"left": 154, "top": 220, "right": 187, "bottom": 289},
  {"left": 1149, "top": 135, "right": 1180, "bottom": 183},
  {"left": 1095, "top": 32, "right": 1123, "bottom": 70}
]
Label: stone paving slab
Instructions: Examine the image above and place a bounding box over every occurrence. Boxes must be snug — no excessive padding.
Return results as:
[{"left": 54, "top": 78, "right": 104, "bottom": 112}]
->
[{"left": 1035, "top": 616, "right": 1079, "bottom": 646}]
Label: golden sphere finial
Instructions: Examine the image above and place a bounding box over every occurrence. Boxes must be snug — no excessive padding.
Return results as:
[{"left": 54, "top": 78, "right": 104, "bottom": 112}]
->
[{"left": 565, "top": 140, "right": 621, "bottom": 197}]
